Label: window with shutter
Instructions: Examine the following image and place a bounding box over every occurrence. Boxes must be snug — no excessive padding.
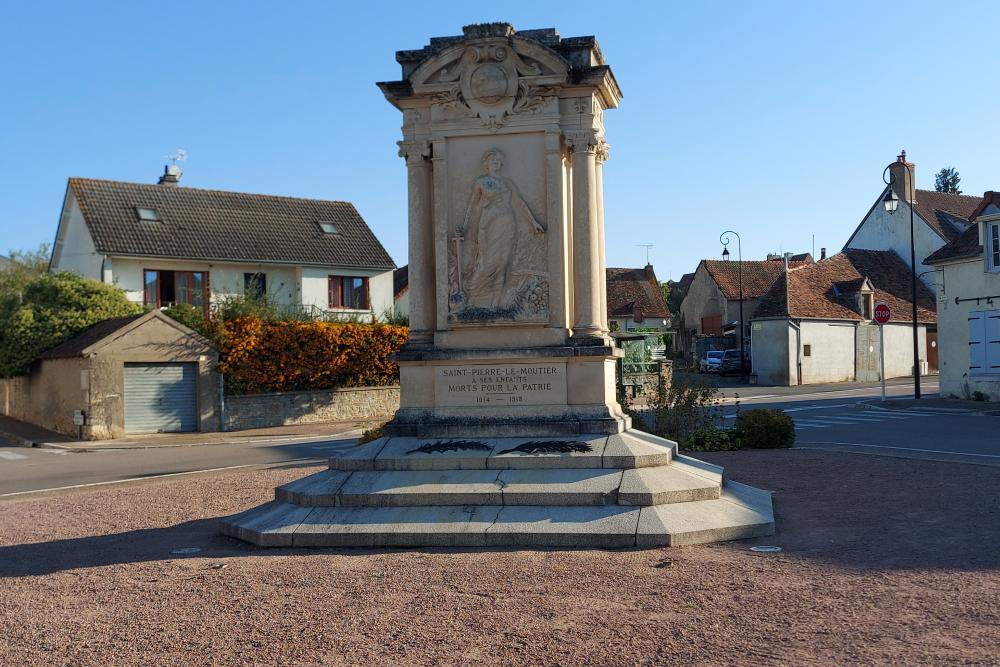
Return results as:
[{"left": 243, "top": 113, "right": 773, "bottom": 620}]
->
[
  {"left": 986, "top": 309, "right": 1000, "bottom": 373},
  {"left": 969, "top": 310, "right": 987, "bottom": 374}
]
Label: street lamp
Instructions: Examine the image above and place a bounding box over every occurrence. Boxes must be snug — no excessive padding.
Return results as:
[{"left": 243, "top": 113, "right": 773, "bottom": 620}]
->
[
  {"left": 882, "top": 151, "right": 921, "bottom": 400},
  {"left": 720, "top": 230, "right": 745, "bottom": 381}
]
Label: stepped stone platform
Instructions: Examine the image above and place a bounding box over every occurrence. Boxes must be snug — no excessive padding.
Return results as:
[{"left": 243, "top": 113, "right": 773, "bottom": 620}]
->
[{"left": 221, "top": 431, "right": 775, "bottom": 548}]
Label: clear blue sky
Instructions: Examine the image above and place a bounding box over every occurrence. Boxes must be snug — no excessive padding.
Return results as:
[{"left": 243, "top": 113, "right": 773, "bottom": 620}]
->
[{"left": 2, "top": 1, "right": 997, "bottom": 278}]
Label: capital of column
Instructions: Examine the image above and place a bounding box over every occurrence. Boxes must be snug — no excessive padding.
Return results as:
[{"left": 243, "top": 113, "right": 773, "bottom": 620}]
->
[
  {"left": 564, "top": 129, "right": 601, "bottom": 155},
  {"left": 397, "top": 139, "right": 432, "bottom": 166},
  {"left": 595, "top": 140, "right": 610, "bottom": 164}
]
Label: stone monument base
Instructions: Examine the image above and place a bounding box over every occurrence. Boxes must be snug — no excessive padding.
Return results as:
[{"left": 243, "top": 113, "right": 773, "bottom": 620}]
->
[{"left": 221, "top": 431, "right": 774, "bottom": 548}]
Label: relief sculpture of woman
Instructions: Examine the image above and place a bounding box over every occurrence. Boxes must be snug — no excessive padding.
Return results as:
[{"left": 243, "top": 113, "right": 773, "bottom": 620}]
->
[{"left": 456, "top": 149, "right": 546, "bottom": 314}]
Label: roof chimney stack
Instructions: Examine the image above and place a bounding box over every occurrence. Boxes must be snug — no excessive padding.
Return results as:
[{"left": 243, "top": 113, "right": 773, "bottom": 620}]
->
[
  {"left": 888, "top": 149, "right": 916, "bottom": 205},
  {"left": 820, "top": 247, "right": 827, "bottom": 260},
  {"left": 158, "top": 164, "right": 182, "bottom": 187}
]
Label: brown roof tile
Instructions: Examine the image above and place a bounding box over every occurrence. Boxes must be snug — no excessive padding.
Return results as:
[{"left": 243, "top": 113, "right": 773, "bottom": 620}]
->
[
  {"left": 925, "top": 223, "right": 983, "bottom": 264},
  {"left": 912, "top": 189, "right": 982, "bottom": 242},
  {"left": 703, "top": 259, "right": 809, "bottom": 300},
  {"left": 755, "top": 250, "right": 935, "bottom": 323},
  {"left": 67, "top": 178, "right": 396, "bottom": 270},
  {"left": 606, "top": 266, "right": 670, "bottom": 320}
]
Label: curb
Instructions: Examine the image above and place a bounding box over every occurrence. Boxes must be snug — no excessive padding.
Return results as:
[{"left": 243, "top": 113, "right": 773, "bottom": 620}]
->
[
  {"left": 858, "top": 398, "right": 998, "bottom": 417},
  {"left": 20, "top": 429, "right": 367, "bottom": 452}
]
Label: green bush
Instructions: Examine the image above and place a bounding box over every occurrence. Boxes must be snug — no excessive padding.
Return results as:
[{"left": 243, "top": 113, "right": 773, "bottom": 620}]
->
[
  {"left": 0, "top": 272, "right": 141, "bottom": 377},
  {"left": 681, "top": 427, "right": 735, "bottom": 452},
  {"left": 161, "top": 303, "right": 215, "bottom": 339},
  {"left": 734, "top": 409, "right": 795, "bottom": 449}
]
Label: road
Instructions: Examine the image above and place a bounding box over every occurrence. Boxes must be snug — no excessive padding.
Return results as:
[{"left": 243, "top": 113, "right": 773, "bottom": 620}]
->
[
  {"left": 0, "top": 435, "right": 358, "bottom": 497},
  {"left": 2, "top": 377, "right": 996, "bottom": 497},
  {"left": 719, "top": 378, "right": 1000, "bottom": 466}
]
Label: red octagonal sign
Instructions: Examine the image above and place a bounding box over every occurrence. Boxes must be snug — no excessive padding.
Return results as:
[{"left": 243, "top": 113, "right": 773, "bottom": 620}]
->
[{"left": 873, "top": 303, "right": 891, "bottom": 325}]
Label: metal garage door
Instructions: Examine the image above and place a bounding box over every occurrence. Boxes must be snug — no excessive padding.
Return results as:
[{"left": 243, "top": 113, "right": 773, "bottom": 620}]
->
[{"left": 124, "top": 363, "right": 198, "bottom": 433}]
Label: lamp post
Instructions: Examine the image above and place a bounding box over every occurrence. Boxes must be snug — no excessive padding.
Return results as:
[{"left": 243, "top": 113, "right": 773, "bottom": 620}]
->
[
  {"left": 882, "top": 151, "right": 921, "bottom": 400},
  {"left": 720, "top": 230, "right": 745, "bottom": 381}
]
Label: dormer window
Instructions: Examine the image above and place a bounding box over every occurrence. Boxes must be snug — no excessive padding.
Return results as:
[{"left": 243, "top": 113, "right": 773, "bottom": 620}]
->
[
  {"left": 318, "top": 221, "right": 339, "bottom": 235},
  {"left": 862, "top": 293, "right": 874, "bottom": 320},
  {"left": 987, "top": 220, "right": 1000, "bottom": 272},
  {"left": 136, "top": 207, "right": 161, "bottom": 222}
]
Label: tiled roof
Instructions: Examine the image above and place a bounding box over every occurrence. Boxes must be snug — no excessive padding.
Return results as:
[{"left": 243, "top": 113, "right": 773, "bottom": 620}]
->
[
  {"left": 67, "top": 178, "right": 396, "bottom": 270},
  {"left": 912, "top": 189, "right": 982, "bottom": 242},
  {"left": 702, "top": 259, "right": 810, "bottom": 300},
  {"left": 40, "top": 314, "right": 145, "bottom": 359},
  {"left": 925, "top": 223, "right": 982, "bottom": 264},
  {"left": 755, "top": 249, "right": 936, "bottom": 323},
  {"left": 606, "top": 266, "right": 670, "bottom": 320}
]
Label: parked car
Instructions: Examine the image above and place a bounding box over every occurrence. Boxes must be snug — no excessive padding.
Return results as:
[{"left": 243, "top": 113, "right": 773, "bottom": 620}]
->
[
  {"left": 719, "top": 349, "right": 751, "bottom": 376},
  {"left": 699, "top": 350, "right": 724, "bottom": 373}
]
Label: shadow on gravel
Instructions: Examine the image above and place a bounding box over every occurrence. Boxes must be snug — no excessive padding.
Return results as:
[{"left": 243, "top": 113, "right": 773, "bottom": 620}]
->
[{"left": 2, "top": 450, "right": 998, "bottom": 576}]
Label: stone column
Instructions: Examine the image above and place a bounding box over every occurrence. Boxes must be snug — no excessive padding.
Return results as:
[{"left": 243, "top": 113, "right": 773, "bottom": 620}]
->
[
  {"left": 398, "top": 139, "right": 434, "bottom": 345},
  {"left": 566, "top": 129, "right": 606, "bottom": 340},
  {"left": 595, "top": 140, "right": 610, "bottom": 334}
]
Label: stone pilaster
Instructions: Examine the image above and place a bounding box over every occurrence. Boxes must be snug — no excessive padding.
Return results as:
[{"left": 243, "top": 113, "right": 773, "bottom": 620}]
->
[
  {"left": 397, "top": 139, "right": 434, "bottom": 344},
  {"left": 595, "top": 139, "right": 610, "bottom": 334},
  {"left": 566, "top": 129, "right": 607, "bottom": 340}
]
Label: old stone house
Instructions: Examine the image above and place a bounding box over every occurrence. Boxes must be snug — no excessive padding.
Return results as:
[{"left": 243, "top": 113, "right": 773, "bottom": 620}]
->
[
  {"left": 925, "top": 191, "right": 1000, "bottom": 400},
  {"left": 750, "top": 249, "right": 935, "bottom": 386},
  {"left": 605, "top": 264, "right": 671, "bottom": 333},
  {"left": 49, "top": 168, "right": 397, "bottom": 320}
]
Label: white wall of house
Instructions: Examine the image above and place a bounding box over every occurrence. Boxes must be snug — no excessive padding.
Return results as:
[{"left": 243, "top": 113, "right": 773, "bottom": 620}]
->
[
  {"left": 798, "top": 320, "right": 856, "bottom": 384},
  {"left": 750, "top": 319, "right": 793, "bottom": 385},
  {"left": 933, "top": 232, "right": 1000, "bottom": 400},
  {"left": 846, "top": 199, "right": 945, "bottom": 289},
  {"left": 50, "top": 196, "right": 103, "bottom": 279},
  {"left": 881, "top": 322, "right": 928, "bottom": 378},
  {"left": 301, "top": 266, "right": 394, "bottom": 321},
  {"left": 111, "top": 258, "right": 298, "bottom": 306}
]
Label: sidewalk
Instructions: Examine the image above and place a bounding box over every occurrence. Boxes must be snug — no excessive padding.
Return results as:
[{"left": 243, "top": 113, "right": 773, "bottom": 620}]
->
[
  {"left": 861, "top": 397, "right": 1000, "bottom": 416},
  {"left": 0, "top": 414, "right": 375, "bottom": 451}
]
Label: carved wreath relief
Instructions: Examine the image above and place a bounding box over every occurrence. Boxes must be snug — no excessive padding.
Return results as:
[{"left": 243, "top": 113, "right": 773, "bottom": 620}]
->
[
  {"left": 449, "top": 149, "right": 548, "bottom": 324},
  {"left": 433, "top": 42, "right": 553, "bottom": 130}
]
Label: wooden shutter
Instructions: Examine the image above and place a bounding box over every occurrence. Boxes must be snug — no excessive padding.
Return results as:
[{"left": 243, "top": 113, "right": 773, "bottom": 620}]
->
[
  {"left": 969, "top": 311, "right": 986, "bottom": 373},
  {"left": 987, "top": 309, "right": 1000, "bottom": 372}
]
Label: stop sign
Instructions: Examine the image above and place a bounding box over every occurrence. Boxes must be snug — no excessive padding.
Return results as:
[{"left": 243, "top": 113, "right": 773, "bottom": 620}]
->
[{"left": 873, "top": 303, "right": 891, "bottom": 325}]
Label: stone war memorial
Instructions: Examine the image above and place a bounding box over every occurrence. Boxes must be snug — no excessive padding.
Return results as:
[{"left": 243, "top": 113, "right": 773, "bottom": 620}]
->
[{"left": 222, "top": 23, "right": 774, "bottom": 548}]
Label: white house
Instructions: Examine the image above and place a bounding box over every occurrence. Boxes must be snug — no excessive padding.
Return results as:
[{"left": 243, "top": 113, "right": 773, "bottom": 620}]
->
[
  {"left": 844, "top": 151, "right": 982, "bottom": 289},
  {"left": 49, "top": 168, "right": 396, "bottom": 320},
  {"left": 925, "top": 191, "right": 1000, "bottom": 401},
  {"left": 750, "top": 249, "right": 934, "bottom": 386}
]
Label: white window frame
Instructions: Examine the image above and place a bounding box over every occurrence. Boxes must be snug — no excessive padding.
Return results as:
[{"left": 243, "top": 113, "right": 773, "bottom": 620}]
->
[{"left": 986, "top": 219, "right": 1000, "bottom": 273}]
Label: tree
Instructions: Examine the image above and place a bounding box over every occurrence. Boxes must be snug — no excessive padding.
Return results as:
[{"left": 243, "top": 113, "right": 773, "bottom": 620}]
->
[
  {"left": 934, "top": 167, "right": 962, "bottom": 194},
  {"left": 0, "top": 243, "right": 50, "bottom": 300},
  {"left": 659, "top": 281, "right": 670, "bottom": 308},
  {"left": 0, "top": 272, "right": 141, "bottom": 377}
]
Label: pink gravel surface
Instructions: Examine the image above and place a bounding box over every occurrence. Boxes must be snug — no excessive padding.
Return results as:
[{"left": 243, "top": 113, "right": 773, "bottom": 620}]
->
[{"left": 1, "top": 450, "right": 999, "bottom": 666}]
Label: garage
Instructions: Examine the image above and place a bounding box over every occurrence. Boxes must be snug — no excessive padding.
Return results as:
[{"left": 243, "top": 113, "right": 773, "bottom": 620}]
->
[
  {"left": 124, "top": 363, "right": 199, "bottom": 433},
  {"left": 2, "top": 310, "right": 220, "bottom": 440}
]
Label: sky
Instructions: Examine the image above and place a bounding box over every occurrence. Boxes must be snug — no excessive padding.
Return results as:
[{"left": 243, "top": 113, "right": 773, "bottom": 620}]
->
[{"left": 1, "top": 1, "right": 998, "bottom": 279}]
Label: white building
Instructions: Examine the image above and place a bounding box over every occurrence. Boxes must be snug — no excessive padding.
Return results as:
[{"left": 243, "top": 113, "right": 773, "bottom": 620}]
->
[
  {"left": 844, "top": 151, "right": 982, "bottom": 288},
  {"left": 925, "top": 191, "right": 1000, "bottom": 400},
  {"left": 750, "top": 249, "right": 934, "bottom": 386},
  {"left": 49, "top": 169, "right": 396, "bottom": 320}
]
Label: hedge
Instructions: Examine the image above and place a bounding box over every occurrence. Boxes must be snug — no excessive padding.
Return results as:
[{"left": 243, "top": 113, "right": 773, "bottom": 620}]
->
[{"left": 217, "top": 318, "right": 408, "bottom": 394}]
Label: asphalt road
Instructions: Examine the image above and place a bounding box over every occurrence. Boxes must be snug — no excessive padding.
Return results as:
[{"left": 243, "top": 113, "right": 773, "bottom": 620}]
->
[
  {"left": 720, "top": 378, "right": 1000, "bottom": 466},
  {"left": 2, "top": 377, "right": 996, "bottom": 497},
  {"left": 0, "top": 435, "right": 359, "bottom": 497}
]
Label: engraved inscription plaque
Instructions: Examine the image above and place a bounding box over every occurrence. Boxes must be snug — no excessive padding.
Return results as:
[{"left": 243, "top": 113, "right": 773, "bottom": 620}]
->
[{"left": 434, "top": 362, "right": 567, "bottom": 407}]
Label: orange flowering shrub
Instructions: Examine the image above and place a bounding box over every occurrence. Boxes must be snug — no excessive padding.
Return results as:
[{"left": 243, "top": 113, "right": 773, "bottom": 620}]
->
[{"left": 217, "top": 318, "right": 408, "bottom": 394}]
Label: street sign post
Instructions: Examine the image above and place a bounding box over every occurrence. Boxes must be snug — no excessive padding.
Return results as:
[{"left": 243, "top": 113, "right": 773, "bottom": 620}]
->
[{"left": 873, "top": 303, "right": 890, "bottom": 401}]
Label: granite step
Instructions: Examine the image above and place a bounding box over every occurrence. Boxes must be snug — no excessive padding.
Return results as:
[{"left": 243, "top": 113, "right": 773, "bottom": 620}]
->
[
  {"left": 275, "top": 461, "right": 720, "bottom": 507},
  {"left": 329, "top": 431, "right": 674, "bottom": 472},
  {"left": 220, "top": 481, "right": 774, "bottom": 549}
]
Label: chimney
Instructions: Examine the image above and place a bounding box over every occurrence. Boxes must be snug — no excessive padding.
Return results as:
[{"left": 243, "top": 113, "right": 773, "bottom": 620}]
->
[
  {"left": 888, "top": 150, "right": 915, "bottom": 205},
  {"left": 644, "top": 263, "right": 655, "bottom": 281},
  {"left": 820, "top": 247, "right": 827, "bottom": 260},
  {"left": 158, "top": 164, "right": 182, "bottom": 187}
]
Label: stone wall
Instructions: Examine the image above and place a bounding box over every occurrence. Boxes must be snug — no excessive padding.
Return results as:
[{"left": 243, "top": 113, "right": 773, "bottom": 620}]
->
[
  {"left": 225, "top": 386, "right": 400, "bottom": 430},
  {"left": 0, "top": 357, "right": 90, "bottom": 437}
]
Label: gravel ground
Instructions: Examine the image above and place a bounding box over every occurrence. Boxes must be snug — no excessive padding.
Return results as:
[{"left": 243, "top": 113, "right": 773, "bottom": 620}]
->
[{"left": 2, "top": 450, "right": 999, "bottom": 666}]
